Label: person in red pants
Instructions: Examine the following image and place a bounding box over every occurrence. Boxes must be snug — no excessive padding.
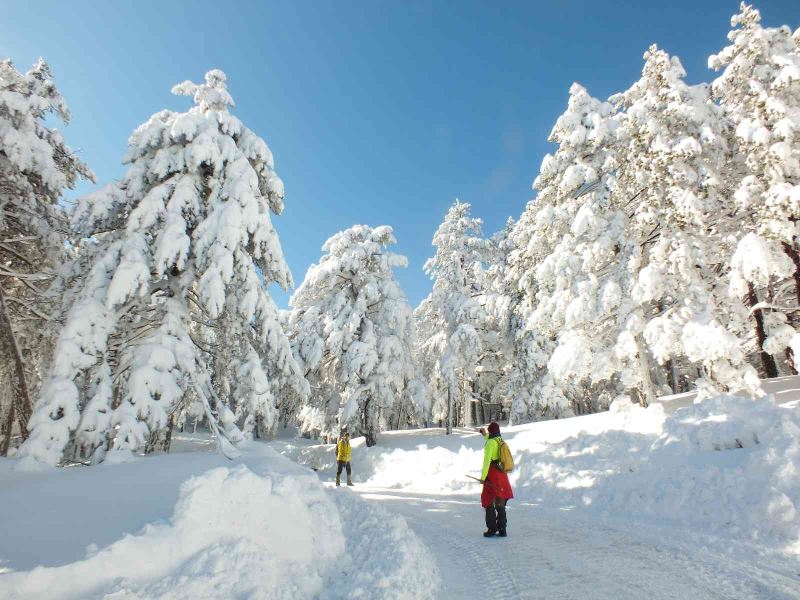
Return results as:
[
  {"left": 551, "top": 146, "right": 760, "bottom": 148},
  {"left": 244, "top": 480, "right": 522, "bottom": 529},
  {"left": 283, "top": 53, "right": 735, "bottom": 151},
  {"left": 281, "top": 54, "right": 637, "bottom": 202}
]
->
[{"left": 479, "top": 422, "right": 514, "bottom": 537}]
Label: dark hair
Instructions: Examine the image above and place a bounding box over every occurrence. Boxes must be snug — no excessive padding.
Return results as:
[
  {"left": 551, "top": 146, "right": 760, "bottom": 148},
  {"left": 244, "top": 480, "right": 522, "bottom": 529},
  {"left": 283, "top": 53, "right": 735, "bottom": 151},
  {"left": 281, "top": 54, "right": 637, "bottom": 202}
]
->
[{"left": 488, "top": 422, "right": 500, "bottom": 437}]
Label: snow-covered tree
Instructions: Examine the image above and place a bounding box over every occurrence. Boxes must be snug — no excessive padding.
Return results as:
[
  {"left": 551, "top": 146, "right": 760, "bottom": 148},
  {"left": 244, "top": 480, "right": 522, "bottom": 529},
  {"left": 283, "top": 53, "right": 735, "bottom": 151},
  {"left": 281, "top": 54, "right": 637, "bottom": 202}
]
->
[
  {"left": 709, "top": 3, "right": 800, "bottom": 378},
  {"left": 289, "top": 225, "right": 418, "bottom": 447},
  {"left": 473, "top": 218, "right": 516, "bottom": 423},
  {"left": 509, "top": 83, "right": 622, "bottom": 418},
  {"left": 20, "top": 69, "right": 305, "bottom": 466},
  {"left": 0, "top": 58, "right": 93, "bottom": 455},
  {"left": 613, "top": 45, "right": 760, "bottom": 399},
  {"left": 416, "top": 200, "right": 488, "bottom": 433}
]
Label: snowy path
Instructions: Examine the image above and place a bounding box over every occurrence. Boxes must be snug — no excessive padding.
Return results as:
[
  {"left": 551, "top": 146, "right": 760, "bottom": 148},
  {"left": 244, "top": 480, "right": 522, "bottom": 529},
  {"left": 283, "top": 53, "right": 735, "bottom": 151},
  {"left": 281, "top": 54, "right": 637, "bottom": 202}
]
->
[{"left": 351, "top": 487, "right": 800, "bottom": 600}]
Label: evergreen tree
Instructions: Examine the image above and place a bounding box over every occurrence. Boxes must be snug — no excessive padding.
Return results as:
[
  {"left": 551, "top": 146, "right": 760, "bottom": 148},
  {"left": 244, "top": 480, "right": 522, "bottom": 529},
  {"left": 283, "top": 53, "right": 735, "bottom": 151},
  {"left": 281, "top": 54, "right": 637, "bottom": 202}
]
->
[
  {"left": 614, "top": 45, "right": 760, "bottom": 399},
  {"left": 20, "top": 69, "right": 305, "bottom": 466},
  {"left": 416, "top": 200, "right": 488, "bottom": 433},
  {"left": 511, "top": 83, "right": 621, "bottom": 417},
  {"left": 709, "top": 3, "right": 800, "bottom": 377},
  {"left": 0, "top": 59, "right": 93, "bottom": 455},
  {"left": 289, "top": 225, "right": 418, "bottom": 447}
]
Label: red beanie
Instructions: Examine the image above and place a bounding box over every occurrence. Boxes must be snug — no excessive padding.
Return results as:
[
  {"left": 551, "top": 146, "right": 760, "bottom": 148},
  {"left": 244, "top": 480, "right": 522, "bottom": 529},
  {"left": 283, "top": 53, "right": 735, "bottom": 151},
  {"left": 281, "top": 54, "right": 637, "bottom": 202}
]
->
[{"left": 488, "top": 422, "right": 500, "bottom": 436}]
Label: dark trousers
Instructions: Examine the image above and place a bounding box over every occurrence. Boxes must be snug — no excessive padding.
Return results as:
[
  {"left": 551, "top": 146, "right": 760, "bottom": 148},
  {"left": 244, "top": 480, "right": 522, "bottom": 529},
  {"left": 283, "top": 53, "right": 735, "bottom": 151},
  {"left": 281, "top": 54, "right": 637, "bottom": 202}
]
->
[
  {"left": 485, "top": 497, "right": 507, "bottom": 532},
  {"left": 336, "top": 461, "right": 351, "bottom": 477}
]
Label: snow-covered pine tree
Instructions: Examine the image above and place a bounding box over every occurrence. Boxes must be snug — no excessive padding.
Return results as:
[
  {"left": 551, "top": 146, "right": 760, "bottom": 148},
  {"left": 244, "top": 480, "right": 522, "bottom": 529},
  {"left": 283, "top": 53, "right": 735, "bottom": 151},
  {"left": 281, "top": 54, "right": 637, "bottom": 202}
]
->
[
  {"left": 0, "top": 59, "right": 93, "bottom": 455},
  {"left": 613, "top": 45, "right": 760, "bottom": 399},
  {"left": 509, "top": 83, "right": 622, "bottom": 418},
  {"left": 474, "top": 217, "right": 516, "bottom": 424},
  {"left": 709, "top": 3, "right": 800, "bottom": 378},
  {"left": 288, "top": 225, "right": 418, "bottom": 447},
  {"left": 20, "top": 69, "right": 306, "bottom": 466},
  {"left": 416, "top": 200, "right": 488, "bottom": 433},
  {"left": 504, "top": 200, "right": 569, "bottom": 423}
]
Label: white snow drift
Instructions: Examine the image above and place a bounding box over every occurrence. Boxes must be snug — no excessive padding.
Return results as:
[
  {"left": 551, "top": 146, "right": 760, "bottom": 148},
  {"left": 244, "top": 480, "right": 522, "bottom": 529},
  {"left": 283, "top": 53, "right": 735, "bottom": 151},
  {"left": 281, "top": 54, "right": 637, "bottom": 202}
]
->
[{"left": 0, "top": 445, "right": 438, "bottom": 600}]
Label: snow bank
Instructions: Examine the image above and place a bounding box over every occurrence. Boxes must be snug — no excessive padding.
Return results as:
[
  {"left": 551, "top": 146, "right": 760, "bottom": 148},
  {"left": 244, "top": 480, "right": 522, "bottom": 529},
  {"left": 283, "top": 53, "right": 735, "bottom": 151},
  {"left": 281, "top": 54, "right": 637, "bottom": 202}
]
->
[
  {"left": 0, "top": 446, "right": 439, "bottom": 600},
  {"left": 275, "top": 394, "right": 800, "bottom": 546},
  {"left": 630, "top": 396, "right": 800, "bottom": 541},
  {"left": 323, "top": 490, "right": 438, "bottom": 600}
]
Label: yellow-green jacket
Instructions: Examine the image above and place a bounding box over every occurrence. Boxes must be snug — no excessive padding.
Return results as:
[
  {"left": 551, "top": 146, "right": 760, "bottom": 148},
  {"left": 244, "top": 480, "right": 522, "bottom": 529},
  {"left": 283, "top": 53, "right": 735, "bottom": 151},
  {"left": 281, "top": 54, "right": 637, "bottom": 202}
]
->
[
  {"left": 337, "top": 437, "right": 351, "bottom": 462},
  {"left": 481, "top": 434, "right": 501, "bottom": 480}
]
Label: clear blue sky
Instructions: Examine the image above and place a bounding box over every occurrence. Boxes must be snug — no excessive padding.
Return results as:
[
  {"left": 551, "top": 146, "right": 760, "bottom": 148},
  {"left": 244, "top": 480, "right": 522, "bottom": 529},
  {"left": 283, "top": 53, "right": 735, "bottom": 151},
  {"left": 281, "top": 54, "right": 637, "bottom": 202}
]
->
[{"left": 3, "top": 1, "right": 798, "bottom": 308}]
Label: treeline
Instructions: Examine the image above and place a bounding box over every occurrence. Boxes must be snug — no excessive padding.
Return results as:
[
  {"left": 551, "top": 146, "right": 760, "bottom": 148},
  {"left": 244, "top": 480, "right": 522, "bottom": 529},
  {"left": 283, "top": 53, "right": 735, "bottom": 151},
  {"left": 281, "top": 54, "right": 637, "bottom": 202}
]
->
[
  {"left": 411, "top": 4, "right": 800, "bottom": 430},
  {"left": 1, "top": 4, "right": 798, "bottom": 464}
]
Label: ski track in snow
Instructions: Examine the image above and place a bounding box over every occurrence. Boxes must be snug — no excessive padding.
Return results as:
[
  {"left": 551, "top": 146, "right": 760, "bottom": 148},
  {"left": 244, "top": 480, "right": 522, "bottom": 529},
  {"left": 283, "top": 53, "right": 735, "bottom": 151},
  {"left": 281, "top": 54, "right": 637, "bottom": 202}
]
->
[{"left": 350, "top": 487, "right": 800, "bottom": 600}]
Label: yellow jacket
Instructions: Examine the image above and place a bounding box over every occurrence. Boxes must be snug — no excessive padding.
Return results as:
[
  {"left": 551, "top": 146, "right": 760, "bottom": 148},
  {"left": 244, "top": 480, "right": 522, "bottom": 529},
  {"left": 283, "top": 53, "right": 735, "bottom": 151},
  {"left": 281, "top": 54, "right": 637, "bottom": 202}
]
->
[
  {"left": 336, "top": 437, "right": 351, "bottom": 462},
  {"left": 481, "top": 434, "right": 501, "bottom": 480}
]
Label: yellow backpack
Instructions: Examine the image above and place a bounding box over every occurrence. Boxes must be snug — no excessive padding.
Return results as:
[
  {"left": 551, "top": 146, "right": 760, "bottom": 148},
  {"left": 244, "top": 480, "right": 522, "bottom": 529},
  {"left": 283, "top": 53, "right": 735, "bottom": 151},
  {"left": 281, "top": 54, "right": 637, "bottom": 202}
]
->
[{"left": 497, "top": 439, "right": 514, "bottom": 473}]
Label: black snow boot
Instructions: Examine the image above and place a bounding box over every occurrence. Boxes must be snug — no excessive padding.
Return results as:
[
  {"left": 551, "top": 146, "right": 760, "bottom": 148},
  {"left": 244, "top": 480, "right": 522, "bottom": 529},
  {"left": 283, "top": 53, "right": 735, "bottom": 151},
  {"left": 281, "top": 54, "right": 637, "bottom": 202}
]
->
[
  {"left": 484, "top": 506, "right": 498, "bottom": 537},
  {"left": 497, "top": 502, "right": 507, "bottom": 537}
]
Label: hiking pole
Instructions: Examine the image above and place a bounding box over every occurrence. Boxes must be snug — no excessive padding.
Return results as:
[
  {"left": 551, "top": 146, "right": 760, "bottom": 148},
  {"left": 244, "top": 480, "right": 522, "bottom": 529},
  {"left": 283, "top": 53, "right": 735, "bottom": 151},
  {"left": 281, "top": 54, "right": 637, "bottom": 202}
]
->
[{"left": 466, "top": 474, "right": 501, "bottom": 493}]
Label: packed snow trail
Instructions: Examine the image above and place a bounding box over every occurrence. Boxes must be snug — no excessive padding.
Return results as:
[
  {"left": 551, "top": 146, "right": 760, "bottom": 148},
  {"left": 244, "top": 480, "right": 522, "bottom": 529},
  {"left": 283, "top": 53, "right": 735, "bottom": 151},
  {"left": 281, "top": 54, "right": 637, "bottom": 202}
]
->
[{"left": 348, "top": 487, "right": 800, "bottom": 600}]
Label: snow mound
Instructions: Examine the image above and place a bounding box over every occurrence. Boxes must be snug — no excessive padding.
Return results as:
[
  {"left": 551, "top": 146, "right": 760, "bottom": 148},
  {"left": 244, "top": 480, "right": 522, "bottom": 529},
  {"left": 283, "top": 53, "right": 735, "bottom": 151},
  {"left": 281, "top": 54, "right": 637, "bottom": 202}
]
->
[
  {"left": 1, "top": 455, "right": 439, "bottom": 600},
  {"left": 2, "top": 465, "right": 343, "bottom": 599},
  {"left": 656, "top": 395, "right": 788, "bottom": 452},
  {"left": 520, "top": 396, "right": 800, "bottom": 543},
  {"left": 635, "top": 396, "right": 800, "bottom": 541}
]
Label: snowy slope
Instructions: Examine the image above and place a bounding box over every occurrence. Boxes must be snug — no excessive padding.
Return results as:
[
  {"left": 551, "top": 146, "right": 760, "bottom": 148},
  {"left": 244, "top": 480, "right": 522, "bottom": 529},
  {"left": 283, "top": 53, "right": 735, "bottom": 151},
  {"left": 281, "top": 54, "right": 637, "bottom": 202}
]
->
[
  {"left": 0, "top": 441, "right": 438, "bottom": 600},
  {"left": 274, "top": 385, "right": 800, "bottom": 547},
  {"left": 654, "top": 374, "right": 800, "bottom": 413},
  {"left": 271, "top": 386, "right": 800, "bottom": 598}
]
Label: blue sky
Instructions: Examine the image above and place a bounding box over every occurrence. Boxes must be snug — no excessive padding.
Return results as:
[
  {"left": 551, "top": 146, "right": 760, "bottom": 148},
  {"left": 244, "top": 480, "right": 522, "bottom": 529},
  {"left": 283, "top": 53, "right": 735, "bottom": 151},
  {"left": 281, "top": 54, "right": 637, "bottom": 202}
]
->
[{"left": 3, "top": 1, "right": 798, "bottom": 308}]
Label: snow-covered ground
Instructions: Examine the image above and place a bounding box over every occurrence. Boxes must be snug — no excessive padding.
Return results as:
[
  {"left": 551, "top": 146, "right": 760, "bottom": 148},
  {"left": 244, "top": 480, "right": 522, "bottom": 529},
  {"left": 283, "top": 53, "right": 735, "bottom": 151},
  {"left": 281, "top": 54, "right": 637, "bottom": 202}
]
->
[
  {"left": 0, "top": 441, "right": 437, "bottom": 600},
  {"left": 272, "top": 385, "right": 800, "bottom": 598},
  {"left": 3, "top": 384, "right": 800, "bottom": 599}
]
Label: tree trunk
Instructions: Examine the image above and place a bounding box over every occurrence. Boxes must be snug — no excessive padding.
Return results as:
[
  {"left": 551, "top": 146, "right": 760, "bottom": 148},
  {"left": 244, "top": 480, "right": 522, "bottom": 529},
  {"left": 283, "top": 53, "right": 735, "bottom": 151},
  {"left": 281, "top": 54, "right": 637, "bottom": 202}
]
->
[
  {"left": 0, "top": 285, "right": 32, "bottom": 448},
  {"left": 144, "top": 429, "right": 160, "bottom": 455},
  {"left": 747, "top": 282, "right": 779, "bottom": 378},
  {"left": 635, "top": 335, "right": 655, "bottom": 407},
  {"left": 462, "top": 372, "right": 471, "bottom": 428},
  {"left": 162, "top": 414, "right": 176, "bottom": 453},
  {"left": 362, "top": 396, "right": 377, "bottom": 447},
  {"left": 781, "top": 242, "right": 800, "bottom": 375},
  {"left": 473, "top": 379, "right": 485, "bottom": 424},
  {"left": 782, "top": 242, "right": 800, "bottom": 306},
  {"left": 665, "top": 358, "right": 678, "bottom": 394},
  {"left": 786, "top": 348, "right": 798, "bottom": 375},
  {"left": 446, "top": 387, "right": 452, "bottom": 435},
  {"left": 0, "top": 398, "right": 16, "bottom": 456}
]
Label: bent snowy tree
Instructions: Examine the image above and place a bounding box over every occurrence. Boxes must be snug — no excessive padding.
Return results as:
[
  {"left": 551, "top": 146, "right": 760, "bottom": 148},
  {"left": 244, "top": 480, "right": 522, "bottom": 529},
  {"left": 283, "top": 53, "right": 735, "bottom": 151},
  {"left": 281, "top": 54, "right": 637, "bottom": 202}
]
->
[
  {"left": 289, "top": 225, "right": 421, "bottom": 446},
  {"left": 0, "top": 59, "right": 93, "bottom": 455},
  {"left": 20, "top": 69, "right": 306, "bottom": 466}
]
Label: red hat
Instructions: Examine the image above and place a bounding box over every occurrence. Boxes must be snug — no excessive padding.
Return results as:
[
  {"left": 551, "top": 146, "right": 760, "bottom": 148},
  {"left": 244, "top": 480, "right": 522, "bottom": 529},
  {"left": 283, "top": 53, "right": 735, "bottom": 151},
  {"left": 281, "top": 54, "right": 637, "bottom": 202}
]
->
[{"left": 488, "top": 422, "right": 500, "bottom": 436}]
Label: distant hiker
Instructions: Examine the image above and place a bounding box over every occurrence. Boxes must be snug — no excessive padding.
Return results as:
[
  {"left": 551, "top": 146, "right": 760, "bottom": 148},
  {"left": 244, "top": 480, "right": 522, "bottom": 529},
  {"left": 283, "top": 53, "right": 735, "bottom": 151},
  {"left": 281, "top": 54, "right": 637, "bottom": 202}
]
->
[
  {"left": 336, "top": 428, "right": 353, "bottom": 487},
  {"left": 479, "top": 422, "right": 514, "bottom": 537}
]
